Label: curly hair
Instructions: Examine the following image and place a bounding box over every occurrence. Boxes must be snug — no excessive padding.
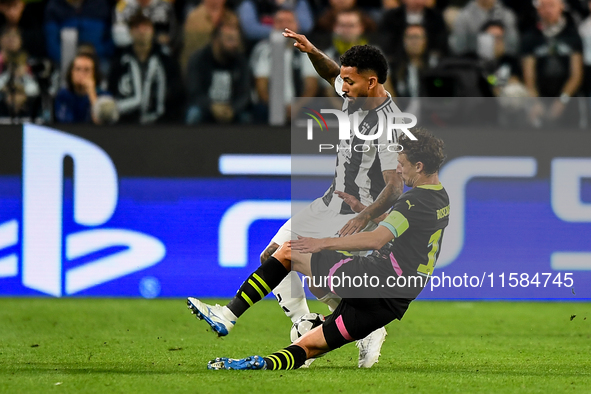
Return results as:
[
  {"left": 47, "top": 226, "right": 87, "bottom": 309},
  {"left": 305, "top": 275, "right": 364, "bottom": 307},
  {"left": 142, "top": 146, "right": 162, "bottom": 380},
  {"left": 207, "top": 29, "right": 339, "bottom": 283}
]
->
[
  {"left": 339, "top": 45, "right": 388, "bottom": 84},
  {"left": 399, "top": 128, "right": 446, "bottom": 175}
]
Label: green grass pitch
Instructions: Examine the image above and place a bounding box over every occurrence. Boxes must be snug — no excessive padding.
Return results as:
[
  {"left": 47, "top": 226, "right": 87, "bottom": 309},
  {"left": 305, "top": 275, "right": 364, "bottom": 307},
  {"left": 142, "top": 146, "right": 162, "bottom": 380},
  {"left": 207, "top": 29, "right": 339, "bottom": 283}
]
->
[{"left": 0, "top": 298, "right": 590, "bottom": 393}]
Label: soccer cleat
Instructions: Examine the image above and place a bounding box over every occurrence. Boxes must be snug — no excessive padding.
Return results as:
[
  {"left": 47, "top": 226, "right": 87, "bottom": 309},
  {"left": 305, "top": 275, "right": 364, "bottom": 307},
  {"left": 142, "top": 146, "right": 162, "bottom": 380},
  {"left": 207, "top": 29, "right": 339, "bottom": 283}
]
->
[
  {"left": 187, "top": 297, "right": 235, "bottom": 336},
  {"left": 300, "top": 358, "right": 315, "bottom": 368},
  {"left": 356, "top": 327, "right": 387, "bottom": 368},
  {"left": 207, "top": 356, "right": 267, "bottom": 370}
]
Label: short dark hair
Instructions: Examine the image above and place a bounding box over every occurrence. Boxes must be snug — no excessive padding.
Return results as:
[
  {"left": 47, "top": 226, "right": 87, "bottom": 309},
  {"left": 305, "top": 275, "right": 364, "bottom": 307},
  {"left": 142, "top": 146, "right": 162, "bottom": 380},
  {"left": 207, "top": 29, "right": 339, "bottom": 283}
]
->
[
  {"left": 340, "top": 45, "right": 388, "bottom": 84},
  {"left": 336, "top": 9, "right": 363, "bottom": 24},
  {"left": 399, "top": 128, "right": 446, "bottom": 175},
  {"left": 66, "top": 53, "right": 101, "bottom": 92},
  {"left": 128, "top": 11, "right": 152, "bottom": 29}
]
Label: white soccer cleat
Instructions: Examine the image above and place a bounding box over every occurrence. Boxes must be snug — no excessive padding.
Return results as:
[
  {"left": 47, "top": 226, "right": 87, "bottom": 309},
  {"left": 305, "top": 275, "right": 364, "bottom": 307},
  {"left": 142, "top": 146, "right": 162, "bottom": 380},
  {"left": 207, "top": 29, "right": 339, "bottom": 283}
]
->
[
  {"left": 187, "top": 297, "right": 236, "bottom": 336},
  {"left": 356, "top": 327, "right": 387, "bottom": 368},
  {"left": 299, "top": 358, "right": 315, "bottom": 368}
]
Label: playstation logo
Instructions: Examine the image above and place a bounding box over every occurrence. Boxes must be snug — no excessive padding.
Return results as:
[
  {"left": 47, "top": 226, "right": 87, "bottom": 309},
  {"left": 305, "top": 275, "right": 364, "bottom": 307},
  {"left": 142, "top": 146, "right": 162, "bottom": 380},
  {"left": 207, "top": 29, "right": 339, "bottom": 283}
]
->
[{"left": 0, "top": 124, "right": 166, "bottom": 297}]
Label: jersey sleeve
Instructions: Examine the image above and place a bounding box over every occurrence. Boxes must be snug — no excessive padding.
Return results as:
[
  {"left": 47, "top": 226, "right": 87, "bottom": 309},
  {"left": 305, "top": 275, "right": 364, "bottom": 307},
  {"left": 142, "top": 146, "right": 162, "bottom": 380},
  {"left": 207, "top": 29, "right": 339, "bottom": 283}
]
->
[
  {"left": 251, "top": 42, "right": 271, "bottom": 78},
  {"left": 379, "top": 210, "right": 409, "bottom": 238},
  {"left": 378, "top": 193, "right": 419, "bottom": 238}
]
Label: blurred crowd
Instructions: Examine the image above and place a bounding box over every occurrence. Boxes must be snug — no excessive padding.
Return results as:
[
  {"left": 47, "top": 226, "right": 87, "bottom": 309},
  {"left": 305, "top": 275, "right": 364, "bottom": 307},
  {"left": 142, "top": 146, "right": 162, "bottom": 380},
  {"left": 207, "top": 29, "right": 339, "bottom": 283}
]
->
[{"left": 0, "top": 0, "right": 590, "bottom": 126}]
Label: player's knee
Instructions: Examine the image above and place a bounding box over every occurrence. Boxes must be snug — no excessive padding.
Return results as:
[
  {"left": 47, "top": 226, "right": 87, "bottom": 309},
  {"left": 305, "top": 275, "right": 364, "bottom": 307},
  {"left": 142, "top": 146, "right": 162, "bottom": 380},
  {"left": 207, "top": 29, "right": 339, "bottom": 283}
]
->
[
  {"left": 260, "top": 242, "right": 279, "bottom": 264},
  {"left": 272, "top": 242, "right": 291, "bottom": 269}
]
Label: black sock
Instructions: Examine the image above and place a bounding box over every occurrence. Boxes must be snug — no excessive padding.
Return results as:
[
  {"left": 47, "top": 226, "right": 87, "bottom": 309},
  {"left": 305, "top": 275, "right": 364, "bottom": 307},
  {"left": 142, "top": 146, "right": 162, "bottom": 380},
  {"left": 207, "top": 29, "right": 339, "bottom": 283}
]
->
[
  {"left": 227, "top": 256, "right": 288, "bottom": 318},
  {"left": 264, "top": 345, "right": 307, "bottom": 370}
]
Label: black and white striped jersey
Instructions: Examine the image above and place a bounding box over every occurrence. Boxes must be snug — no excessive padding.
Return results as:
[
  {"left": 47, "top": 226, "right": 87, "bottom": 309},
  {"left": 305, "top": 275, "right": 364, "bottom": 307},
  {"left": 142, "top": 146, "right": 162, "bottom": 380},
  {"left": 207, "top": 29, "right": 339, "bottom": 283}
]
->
[{"left": 322, "top": 75, "right": 403, "bottom": 214}]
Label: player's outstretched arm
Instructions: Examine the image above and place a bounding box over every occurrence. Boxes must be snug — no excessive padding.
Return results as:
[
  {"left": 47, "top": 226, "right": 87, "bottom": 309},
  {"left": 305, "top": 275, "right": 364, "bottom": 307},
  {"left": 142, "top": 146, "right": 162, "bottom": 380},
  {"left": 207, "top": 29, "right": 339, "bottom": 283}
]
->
[
  {"left": 335, "top": 191, "right": 389, "bottom": 224},
  {"left": 293, "top": 226, "right": 394, "bottom": 254},
  {"left": 283, "top": 28, "right": 340, "bottom": 87}
]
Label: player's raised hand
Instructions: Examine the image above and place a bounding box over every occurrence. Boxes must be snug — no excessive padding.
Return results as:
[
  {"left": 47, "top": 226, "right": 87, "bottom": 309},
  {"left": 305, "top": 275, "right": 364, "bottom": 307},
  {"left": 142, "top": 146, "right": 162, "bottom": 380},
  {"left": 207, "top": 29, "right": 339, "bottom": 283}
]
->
[
  {"left": 292, "top": 236, "right": 324, "bottom": 254},
  {"left": 282, "top": 28, "right": 315, "bottom": 53},
  {"left": 335, "top": 191, "right": 366, "bottom": 213}
]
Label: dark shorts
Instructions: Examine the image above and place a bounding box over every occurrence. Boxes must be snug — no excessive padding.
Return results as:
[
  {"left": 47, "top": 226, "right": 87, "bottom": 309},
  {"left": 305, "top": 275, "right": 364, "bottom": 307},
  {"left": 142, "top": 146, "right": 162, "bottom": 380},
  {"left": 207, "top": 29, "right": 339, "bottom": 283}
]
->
[{"left": 310, "top": 250, "right": 413, "bottom": 349}]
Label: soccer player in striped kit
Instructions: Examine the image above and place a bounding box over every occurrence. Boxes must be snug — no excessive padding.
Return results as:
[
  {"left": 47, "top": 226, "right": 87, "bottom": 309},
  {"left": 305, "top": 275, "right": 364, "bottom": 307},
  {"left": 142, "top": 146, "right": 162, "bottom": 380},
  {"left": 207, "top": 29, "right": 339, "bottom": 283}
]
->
[{"left": 188, "top": 30, "right": 407, "bottom": 368}]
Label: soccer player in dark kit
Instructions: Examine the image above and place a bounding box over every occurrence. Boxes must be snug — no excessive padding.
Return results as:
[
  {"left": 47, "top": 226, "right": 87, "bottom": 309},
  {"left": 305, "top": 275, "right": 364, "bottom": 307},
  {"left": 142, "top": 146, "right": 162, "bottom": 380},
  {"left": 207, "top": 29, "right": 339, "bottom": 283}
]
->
[
  {"left": 196, "top": 129, "right": 450, "bottom": 370},
  {"left": 187, "top": 29, "right": 407, "bottom": 368}
]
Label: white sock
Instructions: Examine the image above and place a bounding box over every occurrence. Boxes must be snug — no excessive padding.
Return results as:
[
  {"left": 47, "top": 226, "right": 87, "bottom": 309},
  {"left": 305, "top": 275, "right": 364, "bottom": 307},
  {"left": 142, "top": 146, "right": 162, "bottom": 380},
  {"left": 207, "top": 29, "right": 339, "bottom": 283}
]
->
[
  {"left": 318, "top": 293, "right": 341, "bottom": 312},
  {"left": 222, "top": 306, "right": 237, "bottom": 322},
  {"left": 272, "top": 271, "right": 310, "bottom": 323}
]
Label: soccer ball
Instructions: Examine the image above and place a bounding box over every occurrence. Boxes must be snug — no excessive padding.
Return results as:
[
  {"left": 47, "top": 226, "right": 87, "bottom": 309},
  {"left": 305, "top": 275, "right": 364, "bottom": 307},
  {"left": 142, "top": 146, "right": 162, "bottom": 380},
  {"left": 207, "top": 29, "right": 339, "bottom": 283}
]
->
[{"left": 290, "top": 313, "right": 325, "bottom": 342}]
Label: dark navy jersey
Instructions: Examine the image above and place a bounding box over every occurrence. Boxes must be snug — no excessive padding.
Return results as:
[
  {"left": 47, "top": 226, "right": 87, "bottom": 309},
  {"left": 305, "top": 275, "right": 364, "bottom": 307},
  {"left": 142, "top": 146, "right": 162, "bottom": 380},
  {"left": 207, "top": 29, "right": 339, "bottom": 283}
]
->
[{"left": 377, "top": 183, "right": 450, "bottom": 299}]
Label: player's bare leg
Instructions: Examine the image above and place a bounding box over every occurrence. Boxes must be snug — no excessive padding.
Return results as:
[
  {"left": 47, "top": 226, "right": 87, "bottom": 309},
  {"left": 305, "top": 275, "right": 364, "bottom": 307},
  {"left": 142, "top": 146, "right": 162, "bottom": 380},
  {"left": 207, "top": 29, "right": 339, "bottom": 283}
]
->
[
  {"left": 261, "top": 242, "right": 311, "bottom": 323},
  {"left": 292, "top": 323, "right": 331, "bottom": 359},
  {"left": 291, "top": 250, "right": 387, "bottom": 368}
]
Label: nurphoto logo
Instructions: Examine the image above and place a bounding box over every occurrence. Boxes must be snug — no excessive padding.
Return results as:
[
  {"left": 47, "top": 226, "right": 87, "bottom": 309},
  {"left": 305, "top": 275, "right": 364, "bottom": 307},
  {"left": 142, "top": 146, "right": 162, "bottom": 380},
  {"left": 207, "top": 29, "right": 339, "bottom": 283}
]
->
[{"left": 303, "top": 108, "right": 418, "bottom": 152}]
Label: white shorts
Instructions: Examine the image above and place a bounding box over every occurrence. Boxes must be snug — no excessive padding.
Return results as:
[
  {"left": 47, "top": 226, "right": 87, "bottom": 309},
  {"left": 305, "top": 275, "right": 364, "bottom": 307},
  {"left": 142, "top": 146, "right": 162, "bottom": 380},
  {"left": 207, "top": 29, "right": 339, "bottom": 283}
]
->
[{"left": 271, "top": 198, "right": 360, "bottom": 245}]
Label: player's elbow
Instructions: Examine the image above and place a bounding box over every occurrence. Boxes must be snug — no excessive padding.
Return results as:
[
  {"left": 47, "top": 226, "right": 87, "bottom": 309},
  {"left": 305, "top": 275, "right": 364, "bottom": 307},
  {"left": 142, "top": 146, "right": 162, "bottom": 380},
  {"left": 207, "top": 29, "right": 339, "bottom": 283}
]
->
[
  {"left": 368, "top": 238, "right": 386, "bottom": 251},
  {"left": 368, "top": 229, "right": 394, "bottom": 250}
]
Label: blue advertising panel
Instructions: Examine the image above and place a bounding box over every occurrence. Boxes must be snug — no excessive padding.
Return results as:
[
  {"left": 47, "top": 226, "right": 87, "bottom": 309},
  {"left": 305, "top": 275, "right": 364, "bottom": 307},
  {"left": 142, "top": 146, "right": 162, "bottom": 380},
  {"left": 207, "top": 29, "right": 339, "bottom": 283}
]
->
[{"left": 0, "top": 125, "right": 590, "bottom": 299}]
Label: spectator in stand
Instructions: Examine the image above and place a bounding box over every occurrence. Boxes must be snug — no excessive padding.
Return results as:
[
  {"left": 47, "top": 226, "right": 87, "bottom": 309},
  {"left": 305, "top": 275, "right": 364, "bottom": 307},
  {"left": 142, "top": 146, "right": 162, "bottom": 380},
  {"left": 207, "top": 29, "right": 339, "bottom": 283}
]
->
[
  {"left": 0, "top": 25, "right": 26, "bottom": 70},
  {"left": 388, "top": 24, "right": 430, "bottom": 98},
  {"left": 54, "top": 52, "right": 112, "bottom": 123},
  {"left": 44, "top": 0, "right": 113, "bottom": 66},
  {"left": 250, "top": 8, "right": 317, "bottom": 122},
  {"left": 0, "top": 0, "right": 46, "bottom": 59},
  {"left": 113, "top": 0, "right": 180, "bottom": 55},
  {"left": 180, "top": 0, "right": 238, "bottom": 71},
  {"left": 185, "top": 23, "right": 250, "bottom": 124},
  {"left": 320, "top": 9, "right": 367, "bottom": 96},
  {"left": 478, "top": 21, "right": 523, "bottom": 97},
  {"left": 378, "top": 0, "right": 448, "bottom": 65},
  {"left": 313, "top": 0, "right": 375, "bottom": 49},
  {"left": 522, "top": 0, "right": 583, "bottom": 122},
  {"left": 238, "top": 0, "right": 313, "bottom": 44},
  {"left": 0, "top": 28, "right": 40, "bottom": 120},
  {"left": 0, "top": 26, "right": 39, "bottom": 89},
  {"left": 450, "top": 0, "right": 519, "bottom": 56},
  {"left": 325, "top": 9, "right": 367, "bottom": 59},
  {"left": 109, "top": 12, "right": 183, "bottom": 124},
  {"left": 0, "top": 82, "right": 36, "bottom": 119},
  {"left": 579, "top": 0, "right": 591, "bottom": 103}
]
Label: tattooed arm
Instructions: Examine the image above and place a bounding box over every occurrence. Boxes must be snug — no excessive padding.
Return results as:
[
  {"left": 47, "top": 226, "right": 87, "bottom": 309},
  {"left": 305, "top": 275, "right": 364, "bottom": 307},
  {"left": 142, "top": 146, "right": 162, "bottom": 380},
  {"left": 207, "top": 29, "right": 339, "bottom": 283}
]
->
[{"left": 282, "top": 28, "right": 340, "bottom": 86}]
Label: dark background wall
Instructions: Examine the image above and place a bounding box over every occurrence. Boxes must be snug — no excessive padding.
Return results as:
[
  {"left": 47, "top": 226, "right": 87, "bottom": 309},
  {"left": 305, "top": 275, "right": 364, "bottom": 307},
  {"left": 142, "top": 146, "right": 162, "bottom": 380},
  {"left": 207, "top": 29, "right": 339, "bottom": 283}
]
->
[{"left": 1, "top": 125, "right": 589, "bottom": 177}]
